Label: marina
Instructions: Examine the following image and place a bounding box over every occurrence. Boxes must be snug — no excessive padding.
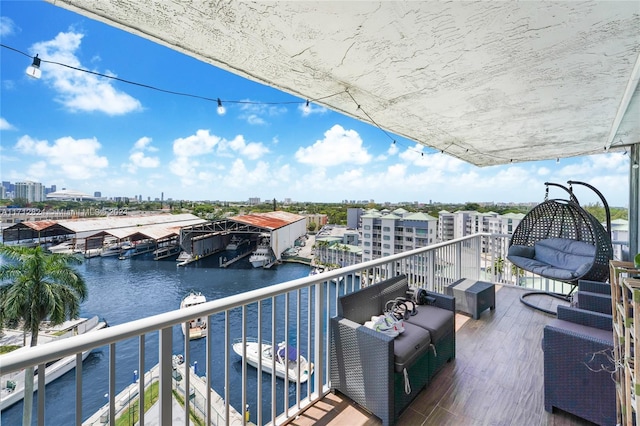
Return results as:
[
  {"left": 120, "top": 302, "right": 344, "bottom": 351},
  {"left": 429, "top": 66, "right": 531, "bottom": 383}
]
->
[{"left": 0, "top": 247, "right": 315, "bottom": 425}]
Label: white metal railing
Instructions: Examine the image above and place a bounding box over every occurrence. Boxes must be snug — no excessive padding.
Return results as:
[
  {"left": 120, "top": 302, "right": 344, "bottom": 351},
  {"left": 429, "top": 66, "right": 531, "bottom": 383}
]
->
[{"left": 0, "top": 232, "right": 625, "bottom": 425}]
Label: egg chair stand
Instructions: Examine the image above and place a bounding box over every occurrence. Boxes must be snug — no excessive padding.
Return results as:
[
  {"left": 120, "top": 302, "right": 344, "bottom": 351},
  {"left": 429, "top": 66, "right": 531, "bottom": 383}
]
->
[{"left": 507, "top": 181, "right": 613, "bottom": 316}]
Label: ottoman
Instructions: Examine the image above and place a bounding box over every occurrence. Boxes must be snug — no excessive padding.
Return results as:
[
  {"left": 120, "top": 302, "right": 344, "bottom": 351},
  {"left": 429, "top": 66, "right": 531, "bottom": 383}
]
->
[{"left": 446, "top": 278, "right": 495, "bottom": 319}]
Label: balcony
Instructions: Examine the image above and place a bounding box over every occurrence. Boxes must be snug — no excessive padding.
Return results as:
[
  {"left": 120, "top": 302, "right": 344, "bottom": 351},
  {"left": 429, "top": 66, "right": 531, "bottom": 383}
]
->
[{"left": 0, "top": 233, "right": 609, "bottom": 425}]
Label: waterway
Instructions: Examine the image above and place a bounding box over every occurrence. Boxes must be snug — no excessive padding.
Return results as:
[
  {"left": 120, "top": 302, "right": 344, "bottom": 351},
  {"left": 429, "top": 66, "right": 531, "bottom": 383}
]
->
[{"left": 0, "top": 250, "right": 322, "bottom": 425}]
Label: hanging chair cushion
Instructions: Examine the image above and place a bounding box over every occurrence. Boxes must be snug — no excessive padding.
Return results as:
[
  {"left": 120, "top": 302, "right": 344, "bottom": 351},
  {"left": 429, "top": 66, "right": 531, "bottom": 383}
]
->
[{"left": 508, "top": 238, "right": 596, "bottom": 281}]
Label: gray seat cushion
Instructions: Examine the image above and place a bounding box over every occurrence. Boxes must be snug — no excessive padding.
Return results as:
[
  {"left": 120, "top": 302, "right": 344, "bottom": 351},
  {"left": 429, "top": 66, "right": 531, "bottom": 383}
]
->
[
  {"left": 407, "top": 305, "right": 454, "bottom": 343},
  {"left": 393, "top": 323, "right": 431, "bottom": 373}
]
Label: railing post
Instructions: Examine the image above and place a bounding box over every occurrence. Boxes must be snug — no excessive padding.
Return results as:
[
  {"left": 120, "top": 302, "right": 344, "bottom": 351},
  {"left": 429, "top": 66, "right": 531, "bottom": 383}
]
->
[
  {"left": 314, "top": 282, "right": 325, "bottom": 398},
  {"left": 138, "top": 335, "right": 145, "bottom": 426},
  {"left": 38, "top": 362, "right": 45, "bottom": 426},
  {"left": 159, "top": 326, "right": 173, "bottom": 426},
  {"left": 455, "top": 241, "right": 462, "bottom": 280},
  {"left": 75, "top": 353, "right": 82, "bottom": 426},
  {"left": 474, "top": 235, "right": 482, "bottom": 280},
  {"left": 109, "top": 343, "right": 116, "bottom": 426}
]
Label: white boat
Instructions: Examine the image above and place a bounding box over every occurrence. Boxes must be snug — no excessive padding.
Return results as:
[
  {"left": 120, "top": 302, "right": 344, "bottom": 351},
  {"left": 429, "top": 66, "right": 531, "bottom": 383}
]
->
[
  {"left": 83, "top": 247, "right": 103, "bottom": 258},
  {"left": 0, "top": 316, "right": 107, "bottom": 410},
  {"left": 118, "top": 240, "right": 155, "bottom": 259},
  {"left": 226, "top": 235, "right": 249, "bottom": 251},
  {"left": 47, "top": 240, "right": 76, "bottom": 254},
  {"left": 100, "top": 242, "right": 123, "bottom": 257},
  {"left": 180, "top": 292, "right": 207, "bottom": 340},
  {"left": 249, "top": 239, "right": 273, "bottom": 268},
  {"left": 232, "top": 338, "right": 313, "bottom": 383}
]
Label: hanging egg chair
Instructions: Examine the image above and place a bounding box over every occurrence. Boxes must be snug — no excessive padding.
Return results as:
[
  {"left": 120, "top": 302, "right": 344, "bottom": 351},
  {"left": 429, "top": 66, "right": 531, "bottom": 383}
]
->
[{"left": 507, "top": 181, "right": 613, "bottom": 315}]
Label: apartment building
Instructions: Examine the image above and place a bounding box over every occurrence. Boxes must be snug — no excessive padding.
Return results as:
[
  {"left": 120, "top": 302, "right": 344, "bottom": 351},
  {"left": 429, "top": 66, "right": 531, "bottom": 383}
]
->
[
  {"left": 14, "top": 181, "right": 45, "bottom": 203},
  {"left": 360, "top": 208, "right": 438, "bottom": 262}
]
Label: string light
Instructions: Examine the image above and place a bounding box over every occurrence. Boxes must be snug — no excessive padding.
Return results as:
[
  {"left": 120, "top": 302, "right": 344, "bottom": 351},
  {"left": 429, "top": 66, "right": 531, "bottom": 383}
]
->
[
  {"left": 0, "top": 43, "right": 344, "bottom": 113},
  {"left": 216, "top": 98, "right": 226, "bottom": 115},
  {"left": 1, "top": 42, "right": 631, "bottom": 165},
  {"left": 26, "top": 54, "right": 41, "bottom": 79}
]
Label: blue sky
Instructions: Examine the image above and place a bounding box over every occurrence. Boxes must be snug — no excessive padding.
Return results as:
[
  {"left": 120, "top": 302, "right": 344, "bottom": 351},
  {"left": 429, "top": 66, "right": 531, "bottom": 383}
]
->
[{"left": 0, "top": 1, "right": 631, "bottom": 206}]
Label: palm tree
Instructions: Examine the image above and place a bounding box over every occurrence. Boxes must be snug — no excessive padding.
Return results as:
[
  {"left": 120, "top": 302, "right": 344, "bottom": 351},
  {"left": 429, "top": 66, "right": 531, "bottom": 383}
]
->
[{"left": 0, "top": 244, "right": 87, "bottom": 426}]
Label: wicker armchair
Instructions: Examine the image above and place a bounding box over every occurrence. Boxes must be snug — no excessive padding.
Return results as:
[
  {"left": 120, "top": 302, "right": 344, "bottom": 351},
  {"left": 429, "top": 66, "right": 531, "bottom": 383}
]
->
[
  {"left": 542, "top": 305, "right": 615, "bottom": 425},
  {"left": 575, "top": 279, "right": 612, "bottom": 315}
]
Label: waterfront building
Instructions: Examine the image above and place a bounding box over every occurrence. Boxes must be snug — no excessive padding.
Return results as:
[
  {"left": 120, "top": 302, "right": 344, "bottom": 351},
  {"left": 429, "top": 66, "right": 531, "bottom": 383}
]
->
[{"left": 361, "top": 208, "right": 438, "bottom": 262}]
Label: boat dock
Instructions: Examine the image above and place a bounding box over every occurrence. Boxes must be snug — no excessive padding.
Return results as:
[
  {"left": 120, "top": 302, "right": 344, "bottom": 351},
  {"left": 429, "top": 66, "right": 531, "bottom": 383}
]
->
[
  {"left": 219, "top": 250, "right": 253, "bottom": 267},
  {"left": 83, "top": 360, "right": 248, "bottom": 425}
]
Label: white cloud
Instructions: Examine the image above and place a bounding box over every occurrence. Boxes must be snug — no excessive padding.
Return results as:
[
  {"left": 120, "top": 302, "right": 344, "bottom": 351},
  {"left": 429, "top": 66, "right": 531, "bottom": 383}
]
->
[
  {"left": 173, "top": 129, "right": 220, "bottom": 157},
  {"left": 222, "top": 135, "right": 269, "bottom": 160},
  {"left": 295, "top": 124, "right": 372, "bottom": 166},
  {"left": 299, "top": 102, "right": 328, "bottom": 117},
  {"left": 127, "top": 152, "right": 160, "bottom": 171},
  {"left": 537, "top": 166, "right": 551, "bottom": 176},
  {"left": 0, "top": 117, "right": 16, "bottom": 131},
  {"left": 31, "top": 31, "right": 142, "bottom": 115},
  {"left": 15, "top": 134, "right": 108, "bottom": 180},
  {"left": 0, "top": 17, "right": 17, "bottom": 37},
  {"left": 399, "top": 144, "right": 466, "bottom": 173},
  {"left": 132, "top": 136, "right": 157, "bottom": 152},
  {"left": 238, "top": 101, "right": 287, "bottom": 125},
  {"left": 124, "top": 137, "right": 160, "bottom": 173},
  {"left": 246, "top": 115, "right": 266, "bottom": 125}
]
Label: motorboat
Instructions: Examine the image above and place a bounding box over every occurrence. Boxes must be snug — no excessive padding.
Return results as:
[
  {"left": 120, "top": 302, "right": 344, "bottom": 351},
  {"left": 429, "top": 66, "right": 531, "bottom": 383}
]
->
[
  {"left": 0, "top": 316, "right": 107, "bottom": 410},
  {"left": 226, "top": 235, "right": 249, "bottom": 251},
  {"left": 100, "top": 242, "right": 123, "bottom": 257},
  {"left": 232, "top": 338, "right": 313, "bottom": 383},
  {"left": 118, "top": 240, "right": 155, "bottom": 259},
  {"left": 180, "top": 292, "right": 207, "bottom": 340},
  {"left": 47, "top": 240, "right": 77, "bottom": 254},
  {"left": 249, "top": 239, "right": 273, "bottom": 268}
]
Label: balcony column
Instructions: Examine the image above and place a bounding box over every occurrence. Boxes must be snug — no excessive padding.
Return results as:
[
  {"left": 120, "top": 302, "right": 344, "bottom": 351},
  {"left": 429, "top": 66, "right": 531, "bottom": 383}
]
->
[{"left": 630, "top": 143, "right": 639, "bottom": 260}]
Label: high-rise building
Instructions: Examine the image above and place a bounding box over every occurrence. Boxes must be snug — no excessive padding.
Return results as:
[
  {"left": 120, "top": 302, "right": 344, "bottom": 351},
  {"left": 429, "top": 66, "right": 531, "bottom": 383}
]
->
[{"left": 15, "top": 181, "right": 45, "bottom": 203}]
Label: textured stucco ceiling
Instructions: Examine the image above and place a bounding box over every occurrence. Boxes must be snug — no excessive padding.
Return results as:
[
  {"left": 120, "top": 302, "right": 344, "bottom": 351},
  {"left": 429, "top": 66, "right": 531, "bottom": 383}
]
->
[{"left": 48, "top": 0, "right": 640, "bottom": 166}]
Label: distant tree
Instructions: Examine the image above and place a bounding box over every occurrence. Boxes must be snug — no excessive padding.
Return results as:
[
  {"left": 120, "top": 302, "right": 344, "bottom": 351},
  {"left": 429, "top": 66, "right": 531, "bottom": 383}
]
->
[
  {"left": 308, "top": 222, "right": 317, "bottom": 232},
  {"left": 10, "top": 197, "right": 29, "bottom": 207},
  {"left": 0, "top": 245, "right": 87, "bottom": 426}
]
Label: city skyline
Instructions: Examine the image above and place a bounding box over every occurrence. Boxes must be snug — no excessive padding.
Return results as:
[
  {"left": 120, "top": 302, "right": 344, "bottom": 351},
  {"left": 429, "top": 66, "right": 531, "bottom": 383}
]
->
[{"left": 0, "top": 1, "right": 632, "bottom": 207}]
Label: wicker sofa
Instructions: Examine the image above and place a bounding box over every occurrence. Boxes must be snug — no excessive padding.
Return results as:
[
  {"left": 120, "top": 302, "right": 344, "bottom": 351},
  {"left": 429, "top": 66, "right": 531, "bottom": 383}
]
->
[{"left": 330, "top": 274, "right": 455, "bottom": 426}]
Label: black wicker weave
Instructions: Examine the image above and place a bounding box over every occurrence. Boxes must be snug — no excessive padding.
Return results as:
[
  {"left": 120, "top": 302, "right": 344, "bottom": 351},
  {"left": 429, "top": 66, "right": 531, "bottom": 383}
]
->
[{"left": 509, "top": 198, "right": 613, "bottom": 284}]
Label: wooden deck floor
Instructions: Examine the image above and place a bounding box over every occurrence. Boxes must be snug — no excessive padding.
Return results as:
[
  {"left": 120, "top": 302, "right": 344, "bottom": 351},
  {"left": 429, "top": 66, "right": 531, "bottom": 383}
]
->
[{"left": 290, "top": 285, "right": 598, "bottom": 426}]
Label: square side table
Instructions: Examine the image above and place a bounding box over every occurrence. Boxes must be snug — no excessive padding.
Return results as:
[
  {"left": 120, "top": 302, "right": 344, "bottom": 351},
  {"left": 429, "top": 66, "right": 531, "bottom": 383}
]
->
[{"left": 446, "top": 278, "right": 495, "bottom": 319}]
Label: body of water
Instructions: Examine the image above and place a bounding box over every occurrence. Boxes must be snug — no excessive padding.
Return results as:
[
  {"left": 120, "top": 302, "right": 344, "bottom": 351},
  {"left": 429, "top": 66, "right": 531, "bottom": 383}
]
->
[{"left": 1, "top": 250, "right": 320, "bottom": 425}]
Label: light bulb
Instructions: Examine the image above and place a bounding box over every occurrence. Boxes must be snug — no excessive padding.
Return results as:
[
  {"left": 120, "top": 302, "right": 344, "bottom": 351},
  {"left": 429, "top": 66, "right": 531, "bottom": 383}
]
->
[
  {"left": 217, "top": 98, "right": 226, "bottom": 115},
  {"left": 26, "top": 54, "right": 41, "bottom": 79},
  {"left": 303, "top": 100, "right": 310, "bottom": 114}
]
